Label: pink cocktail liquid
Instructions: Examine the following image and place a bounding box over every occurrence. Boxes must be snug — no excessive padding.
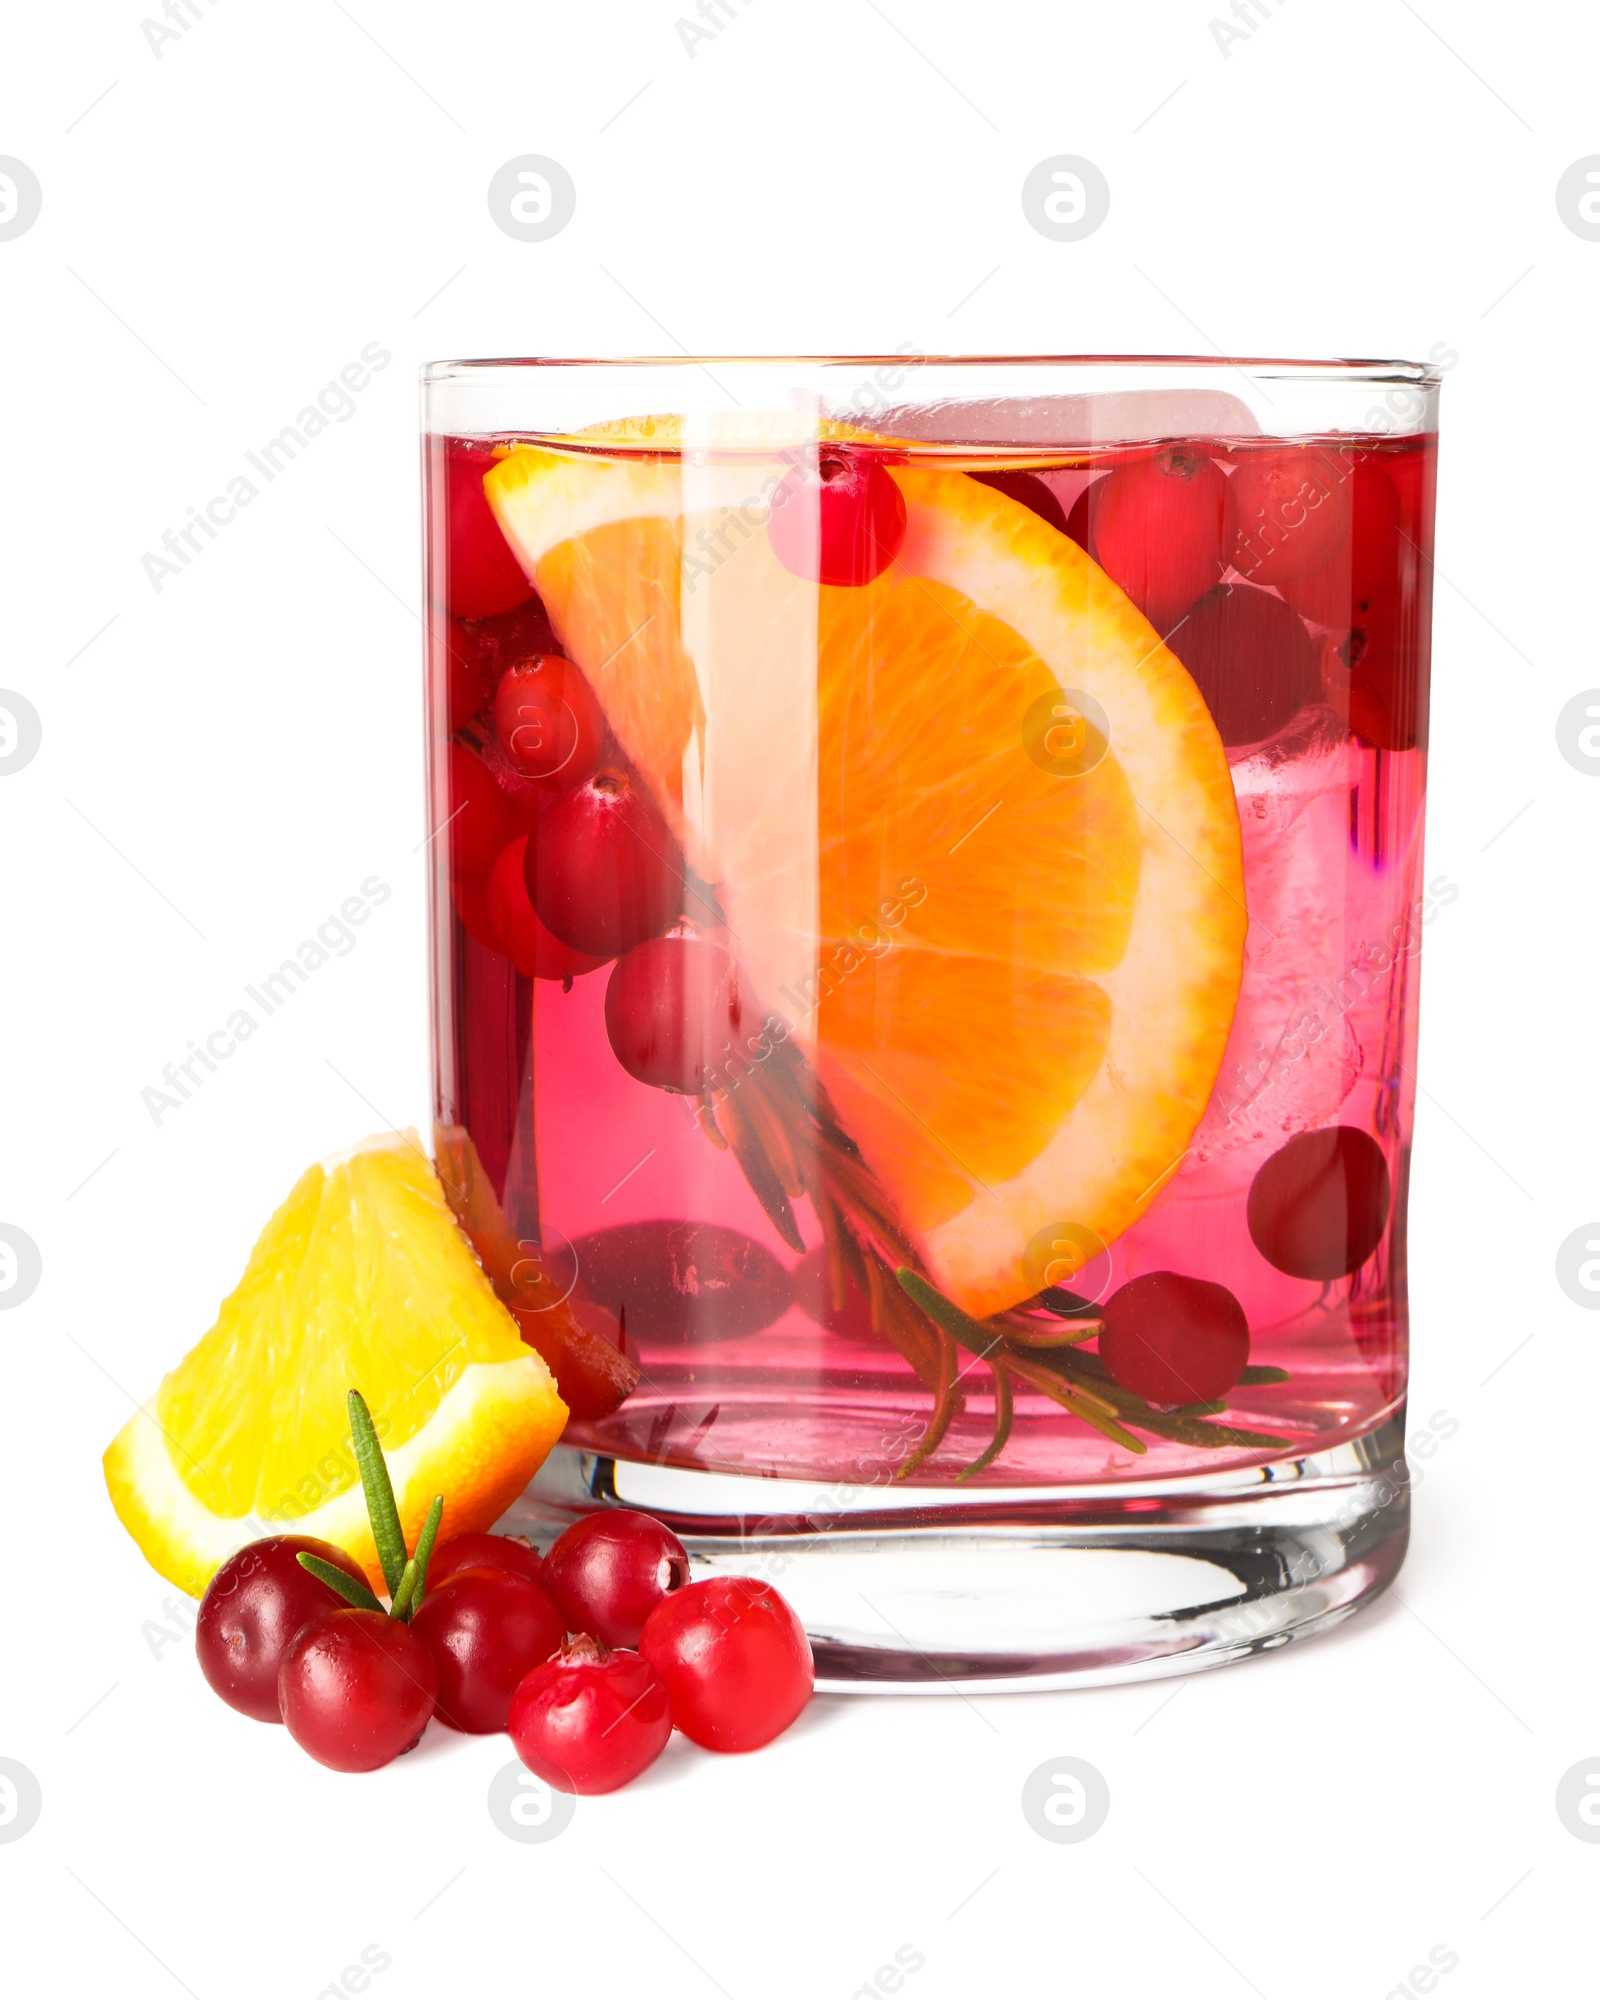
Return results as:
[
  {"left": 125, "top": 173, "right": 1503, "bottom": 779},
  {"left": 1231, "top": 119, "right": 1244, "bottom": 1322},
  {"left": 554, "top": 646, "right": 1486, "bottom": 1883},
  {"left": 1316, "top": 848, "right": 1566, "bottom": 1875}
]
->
[{"left": 426, "top": 428, "right": 1435, "bottom": 1491}]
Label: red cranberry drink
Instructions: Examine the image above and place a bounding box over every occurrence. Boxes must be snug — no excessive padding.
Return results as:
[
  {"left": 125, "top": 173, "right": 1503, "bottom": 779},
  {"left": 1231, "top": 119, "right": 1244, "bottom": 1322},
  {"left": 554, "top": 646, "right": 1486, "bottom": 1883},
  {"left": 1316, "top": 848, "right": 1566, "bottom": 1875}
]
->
[{"left": 422, "top": 358, "right": 1439, "bottom": 1688}]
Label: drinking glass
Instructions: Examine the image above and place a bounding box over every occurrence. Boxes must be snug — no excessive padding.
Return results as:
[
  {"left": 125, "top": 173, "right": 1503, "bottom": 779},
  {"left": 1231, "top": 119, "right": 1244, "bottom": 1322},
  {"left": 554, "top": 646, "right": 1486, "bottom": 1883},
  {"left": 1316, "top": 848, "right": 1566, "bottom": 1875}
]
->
[{"left": 421, "top": 355, "right": 1437, "bottom": 1689}]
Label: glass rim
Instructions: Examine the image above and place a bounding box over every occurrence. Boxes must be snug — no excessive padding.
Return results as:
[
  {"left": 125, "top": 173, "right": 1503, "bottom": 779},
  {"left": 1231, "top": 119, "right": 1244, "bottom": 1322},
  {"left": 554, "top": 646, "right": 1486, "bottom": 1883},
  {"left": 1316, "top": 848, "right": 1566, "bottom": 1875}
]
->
[{"left": 422, "top": 352, "right": 1443, "bottom": 388}]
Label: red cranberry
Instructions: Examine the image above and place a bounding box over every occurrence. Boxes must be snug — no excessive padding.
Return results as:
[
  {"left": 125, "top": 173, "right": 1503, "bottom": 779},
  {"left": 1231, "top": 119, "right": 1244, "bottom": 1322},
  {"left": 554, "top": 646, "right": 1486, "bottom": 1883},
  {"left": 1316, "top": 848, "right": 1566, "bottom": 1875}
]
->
[
  {"left": 604, "top": 934, "right": 761, "bottom": 1094},
  {"left": 1064, "top": 476, "right": 1106, "bottom": 556},
  {"left": 1247, "top": 1126, "right": 1392, "bottom": 1280},
  {"left": 970, "top": 469, "right": 1068, "bottom": 534},
  {"left": 425, "top": 1531, "right": 543, "bottom": 1591},
  {"left": 409, "top": 1568, "right": 564, "bottom": 1734},
  {"left": 767, "top": 448, "right": 906, "bottom": 587},
  {"left": 572, "top": 1219, "right": 793, "bottom": 1347},
  {"left": 195, "top": 1536, "right": 370, "bottom": 1724},
  {"left": 450, "top": 871, "right": 500, "bottom": 955},
  {"left": 440, "top": 441, "right": 534, "bottom": 621},
  {"left": 1276, "top": 458, "right": 1400, "bottom": 627},
  {"left": 1229, "top": 446, "right": 1352, "bottom": 586},
  {"left": 488, "top": 836, "right": 609, "bottom": 981},
  {"left": 441, "top": 625, "right": 487, "bottom": 734},
  {"left": 1337, "top": 626, "right": 1429, "bottom": 753},
  {"left": 494, "top": 656, "right": 604, "bottom": 790},
  {"left": 542, "top": 1510, "right": 690, "bottom": 1648},
  {"left": 1279, "top": 459, "right": 1427, "bottom": 752},
  {"left": 509, "top": 1635, "right": 673, "bottom": 1795},
  {"left": 527, "top": 767, "right": 683, "bottom": 957},
  {"left": 277, "top": 1609, "right": 439, "bottom": 1773},
  {"left": 1098, "top": 1272, "right": 1250, "bottom": 1407},
  {"left": 1091, "top": 448, "right": 1235, "bottom": 627},
  {"left": 639, "top": 1575, "right": 813, "bottom": 1753},
  {"left": 445, "top": 741, "right": 516, "bottom": 882},
  {"left": 1163, "top": 584, "right": 1322, "bottom": 747}
]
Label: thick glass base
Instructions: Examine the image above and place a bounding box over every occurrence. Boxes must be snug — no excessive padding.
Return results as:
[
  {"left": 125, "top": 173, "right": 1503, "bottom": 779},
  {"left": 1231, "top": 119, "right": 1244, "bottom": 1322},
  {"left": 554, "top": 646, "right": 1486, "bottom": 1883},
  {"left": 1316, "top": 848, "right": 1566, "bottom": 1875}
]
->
[{"left": 500, "top": 1413, "right": 1410, "bottom": 1693}]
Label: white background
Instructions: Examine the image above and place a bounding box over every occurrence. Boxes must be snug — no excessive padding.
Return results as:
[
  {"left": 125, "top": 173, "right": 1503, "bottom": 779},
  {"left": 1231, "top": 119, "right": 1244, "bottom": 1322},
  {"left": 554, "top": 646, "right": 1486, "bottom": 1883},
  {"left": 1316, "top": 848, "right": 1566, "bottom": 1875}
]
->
[{"left": 2, "top": 0, "right": 1597, "bottom": 1993}]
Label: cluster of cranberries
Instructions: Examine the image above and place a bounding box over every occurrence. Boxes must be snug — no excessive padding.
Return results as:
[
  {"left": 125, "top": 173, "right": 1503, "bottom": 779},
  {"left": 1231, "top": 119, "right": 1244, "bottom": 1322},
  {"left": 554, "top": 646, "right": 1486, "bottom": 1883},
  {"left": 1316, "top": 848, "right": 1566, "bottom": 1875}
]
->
[
  {"left": 196, "top": 1508, "right": 812, "bottom": 1793},
  {"left": 437, "top": 442, "right": 750, "bottom": 1090},
  {"left": 1003, "top": 441, "right": 1426, "bottom": 754}
]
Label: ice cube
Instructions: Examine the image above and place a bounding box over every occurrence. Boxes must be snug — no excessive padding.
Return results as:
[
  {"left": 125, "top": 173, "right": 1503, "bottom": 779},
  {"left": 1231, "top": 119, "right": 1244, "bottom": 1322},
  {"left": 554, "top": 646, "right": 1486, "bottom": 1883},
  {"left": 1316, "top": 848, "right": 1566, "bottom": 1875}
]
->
[{"left": 1188, "top": 707, "right": 1382, "bottom": 1173}]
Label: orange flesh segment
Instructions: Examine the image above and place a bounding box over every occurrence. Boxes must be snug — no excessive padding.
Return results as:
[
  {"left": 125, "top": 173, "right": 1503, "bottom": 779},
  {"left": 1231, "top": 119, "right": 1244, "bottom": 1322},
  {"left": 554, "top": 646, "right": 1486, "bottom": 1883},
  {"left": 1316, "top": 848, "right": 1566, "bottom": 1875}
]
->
[{"left": 811, "top": 570, "right": 1137, "bottom": 1228}]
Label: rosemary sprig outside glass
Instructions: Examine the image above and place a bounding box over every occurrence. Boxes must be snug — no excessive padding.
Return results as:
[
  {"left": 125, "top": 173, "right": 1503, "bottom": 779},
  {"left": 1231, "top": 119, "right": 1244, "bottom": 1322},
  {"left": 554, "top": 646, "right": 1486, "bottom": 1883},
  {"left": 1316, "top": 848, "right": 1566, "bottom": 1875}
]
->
[{"left": 295, "top": 1391, "right": 445, "bottom": 1623}]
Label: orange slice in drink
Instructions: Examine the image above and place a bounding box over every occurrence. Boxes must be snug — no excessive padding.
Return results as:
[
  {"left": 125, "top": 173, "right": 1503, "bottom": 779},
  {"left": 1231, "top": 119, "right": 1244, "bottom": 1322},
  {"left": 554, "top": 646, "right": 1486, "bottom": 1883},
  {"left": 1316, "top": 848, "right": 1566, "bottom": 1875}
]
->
[{"left": 488, "top": 435, "right": 1246, "bottom": 1316}]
